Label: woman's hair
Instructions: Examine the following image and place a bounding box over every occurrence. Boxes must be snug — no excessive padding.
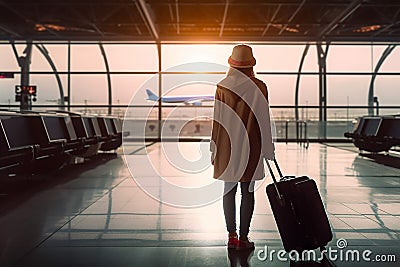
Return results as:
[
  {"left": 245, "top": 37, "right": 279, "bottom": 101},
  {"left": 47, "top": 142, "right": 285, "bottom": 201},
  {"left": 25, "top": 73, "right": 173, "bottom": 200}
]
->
[{"left": 233, "top": 67, "right": 255, "bottom": 77}]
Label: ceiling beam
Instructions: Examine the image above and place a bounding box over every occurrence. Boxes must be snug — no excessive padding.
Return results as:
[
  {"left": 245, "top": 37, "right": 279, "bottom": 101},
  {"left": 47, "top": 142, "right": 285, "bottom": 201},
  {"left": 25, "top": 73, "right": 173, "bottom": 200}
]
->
[
  {"left": 318, "top": 0, "right": 363, "bottom": 38},
  {"left": 101, "top": 6, "right": 123, "bottom": 23},
  {"left": 373, "top": 22, "right": 400, "bottom": 37},
  {"left": 262, "top": 4, "right": 281, "bottom": 36},
  {"left": 175, "top": 0, "right": 180, "bottom": 35},
  {"left": 168, "top": 4, "right": 175, "bottom": 22},
  {"left": 0, "top": 1, "right": 29, "bottom": 21},
  {"left": 125, "top": 9, "right": 143, "bottom": 36},
  {"left": 373, "top": 7, "right": 400, "bottom": 37},
  {"left": 91, "top": 23, "right": 104, "bottom": 37},
  {"left": 279, "top": 0, "right": 305, "bottom": 35},
  {"left": 219, "top": 0, "right": 229, "bottom": 37},
  {"left": 4, "top": 33, "right": 400, "bottom": 43},
  {"left": 0, "top": 1, "right": 61, "bottom": 37},
  {"left": 0, "top": 24, "right": 22, "bottom": 38},
  {"left": 135, "top": 0, "right": 159, "bottom": 41}
]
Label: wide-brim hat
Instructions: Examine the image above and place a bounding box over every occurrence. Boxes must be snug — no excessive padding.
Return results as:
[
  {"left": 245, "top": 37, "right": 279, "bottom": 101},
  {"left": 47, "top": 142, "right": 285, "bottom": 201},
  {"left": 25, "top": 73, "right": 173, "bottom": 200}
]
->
[{"left": 228, "top": 44, "right": 256, "bottom": 68}]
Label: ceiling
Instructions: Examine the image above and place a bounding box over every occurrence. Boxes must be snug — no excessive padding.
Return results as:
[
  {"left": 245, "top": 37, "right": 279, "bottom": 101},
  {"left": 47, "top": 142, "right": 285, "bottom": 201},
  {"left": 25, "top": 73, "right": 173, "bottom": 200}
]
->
[{"left": 1, "top": 0, "right": 400, "bottom": 43}]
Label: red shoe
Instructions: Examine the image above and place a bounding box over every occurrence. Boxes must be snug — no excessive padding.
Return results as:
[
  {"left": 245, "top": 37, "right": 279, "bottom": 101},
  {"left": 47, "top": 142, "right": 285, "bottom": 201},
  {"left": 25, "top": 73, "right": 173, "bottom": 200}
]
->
[
  {"left": 227, "top": 236, "right": 240, "bottom": 249},
  {"left": 237, "top": 238, "right": 255, "bottom": 250}
]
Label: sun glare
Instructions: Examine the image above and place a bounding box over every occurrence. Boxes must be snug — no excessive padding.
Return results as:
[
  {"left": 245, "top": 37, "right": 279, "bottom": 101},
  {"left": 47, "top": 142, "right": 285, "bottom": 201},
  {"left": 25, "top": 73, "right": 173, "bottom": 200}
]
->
[{"left": 162, "top": 44, "right": 233, "bottom": 69}]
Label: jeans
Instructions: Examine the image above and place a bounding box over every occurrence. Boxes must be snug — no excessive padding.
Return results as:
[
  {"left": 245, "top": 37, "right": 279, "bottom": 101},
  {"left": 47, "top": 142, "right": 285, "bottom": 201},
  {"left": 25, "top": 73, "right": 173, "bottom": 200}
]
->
[{"left": 223, "top": 181, "right": 255, "bottom": 237}]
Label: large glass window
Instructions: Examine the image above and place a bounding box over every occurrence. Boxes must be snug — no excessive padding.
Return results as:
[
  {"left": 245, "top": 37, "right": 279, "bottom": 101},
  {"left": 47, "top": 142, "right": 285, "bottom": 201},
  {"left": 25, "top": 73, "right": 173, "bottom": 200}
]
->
[
  {"left": 327, "top": 45, "right": 368, "bottom": 72},
  {"left": 379, "top": 46, "right": 400, "bottom": 72},
  {"left": 0, "top": 74, "right": 20, "bottom": 106},
  {"left": 31, "top": 45, "right": 68, "bottom": 71},
  {"left": 0, "top": 42, "right": 399, "bottom": 140},
  {"left": 70, "top": 75, "right": 108, "bottom": 105},
  {"left": 374, "top": 76, "right": 400, "bottom": 106},
  {"left": 111, "top": 74, "right": 155, "bottom": 105},
  {"left": 30, "top": 74, "right": 67, "bottom": 105},
  {"left": 71, "top": 45, "right": 105, "bottom": 71},
  {"left": 258, "top": 74, "right": 297, "bottom": 105},
  {"left": 0, "top": 45, "right": 19, "bottom": 71},
  {"left": 253, "top": 45, "right": 305, "bottom": 72},
  {"left": 327, "top": 75, "right": 370, "bottom": 105},
  {"left": 104, "top": 45, "right": 158, "bottom": 71},
  {"left": 162, "top": 44, "right": 232, "bottom": 71}
]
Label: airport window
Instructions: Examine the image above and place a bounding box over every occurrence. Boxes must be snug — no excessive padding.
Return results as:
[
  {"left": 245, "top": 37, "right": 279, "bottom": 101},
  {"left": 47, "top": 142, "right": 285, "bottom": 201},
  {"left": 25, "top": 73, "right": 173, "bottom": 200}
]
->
[
  {"left": 0, "top": 45, "right": 20, "bottom": 71},
  {"left": 374, "top": 76, "right": 400, "bottom": 106},
  {"left": 30, "top": 74, "right": 68, "bottom": 106},
  {"left": 252, "top": 45, "right": 306, "bottom": 72},
  {"left": 327, "top": 75, "right": 369, "bottom": 105},
  {"left": 104, "top": 44, "right": 158, "bottom": 71},
  {"left": 327, "top": 45, "right": 384, "bottom": 72},
  {"left": 379, "top": 47, "right": 400, "bottom": 72},
  {"left": 297, "top": 76, "right": 320, "bottom": 106},
  {"left": 0, "top": 73, "right": 20, "bottom": 106},
  {"left": 299, "top": 45, "right": 319, "bottom": 73},
  {"left": 111, "top": 74, "right": 155, "bottom": 105},
  {"left": 31, "top": 45, "right": 68, "bottom": 72},
  {"left": 0, "top": 42, "right": 399, "bottom": 140},
  {"left": 70, "top": 74, "right": 108, "bottom": 106},
  {"left": 257, "top": 74, "right": 298, "bottom": 106},
  {"left": 162, "top": 44, "right": 233, "bottom": 71},
  {"left": 71, "top": 45, "right": 105, "bottom": 71}
]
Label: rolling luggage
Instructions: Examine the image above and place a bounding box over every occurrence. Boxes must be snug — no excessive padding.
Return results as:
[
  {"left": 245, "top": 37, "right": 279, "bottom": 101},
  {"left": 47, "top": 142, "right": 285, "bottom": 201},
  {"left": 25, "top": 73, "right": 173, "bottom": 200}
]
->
[{"left": 265, "top": 158, "right": 332, "bottom": 252}]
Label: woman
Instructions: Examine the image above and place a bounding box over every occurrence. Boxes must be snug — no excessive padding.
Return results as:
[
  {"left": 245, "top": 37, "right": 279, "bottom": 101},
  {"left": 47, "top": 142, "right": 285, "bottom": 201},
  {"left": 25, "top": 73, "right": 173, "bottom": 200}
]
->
[{"left": 210, "top": 45, "right": 275, "bottom": 250}]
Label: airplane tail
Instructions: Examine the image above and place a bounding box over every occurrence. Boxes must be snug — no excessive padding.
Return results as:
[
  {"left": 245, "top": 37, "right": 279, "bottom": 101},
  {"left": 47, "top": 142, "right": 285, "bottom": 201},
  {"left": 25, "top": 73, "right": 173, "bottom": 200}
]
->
[{"left": 146, "top": 89, "right": 159, "bottom": 101}]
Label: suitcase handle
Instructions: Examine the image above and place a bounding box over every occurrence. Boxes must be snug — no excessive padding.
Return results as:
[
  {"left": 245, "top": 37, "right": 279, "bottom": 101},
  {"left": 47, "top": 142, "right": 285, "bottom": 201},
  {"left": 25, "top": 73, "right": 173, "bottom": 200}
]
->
[
  {"left": 265, "top": 158, "right": 284, "bottom": 182},
  {"left": 265, "top": 158, "right": 285, "bottom": 205}
]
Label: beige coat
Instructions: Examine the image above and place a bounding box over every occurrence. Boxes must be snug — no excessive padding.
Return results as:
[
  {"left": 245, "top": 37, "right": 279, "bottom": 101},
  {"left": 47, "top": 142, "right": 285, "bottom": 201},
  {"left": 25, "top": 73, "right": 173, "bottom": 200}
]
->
[{"left": 210, "top": 69, "right": 274, "bottom": 182}]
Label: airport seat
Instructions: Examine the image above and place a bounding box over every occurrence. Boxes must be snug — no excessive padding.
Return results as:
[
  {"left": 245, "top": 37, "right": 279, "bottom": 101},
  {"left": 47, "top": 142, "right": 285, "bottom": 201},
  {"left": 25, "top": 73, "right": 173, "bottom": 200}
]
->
[
  {"left": 0, "top": 112, "right": 66, "bottom": 173},
  {"left": 97, "top": 117, "right": 113, "bottom": 142},
  {"left": 75, "top": 115, "right": 103, "bottom": 157},
  {"left": 0, "top": 109, "right": 124, "bottom": 175},
  {"left": 0, "top": 112, "right": 35, "bottom": 173},
  {"left": 345, "top": 115, "right": 400, "bottom": 152},
  {"left": 41, "top": 113, "right": 87, "bottom": 153},
  {"left": 49, "top": 111, "right": 123, "bottom": 156},
  {"left": 99, "top": 117, "right": 122, "bottom": 151},
  {"left": 49, "top": 111, "right": 99, "bottom": 155},
  {"left": 53, "top": 112, "right": 103, "bottom": 157}
]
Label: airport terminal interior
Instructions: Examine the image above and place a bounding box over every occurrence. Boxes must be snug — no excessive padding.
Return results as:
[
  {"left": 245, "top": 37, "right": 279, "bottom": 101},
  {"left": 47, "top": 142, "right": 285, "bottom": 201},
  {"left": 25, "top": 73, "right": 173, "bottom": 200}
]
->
[{"left": 0, "top": 1, "right": 400, "bottom": 266}]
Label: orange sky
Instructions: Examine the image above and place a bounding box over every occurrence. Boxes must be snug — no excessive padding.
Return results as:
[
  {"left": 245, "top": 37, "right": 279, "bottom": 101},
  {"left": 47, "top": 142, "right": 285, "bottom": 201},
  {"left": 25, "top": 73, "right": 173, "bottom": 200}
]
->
[{"left": 0, "top": 43, "right": 399, "bottom": 107}]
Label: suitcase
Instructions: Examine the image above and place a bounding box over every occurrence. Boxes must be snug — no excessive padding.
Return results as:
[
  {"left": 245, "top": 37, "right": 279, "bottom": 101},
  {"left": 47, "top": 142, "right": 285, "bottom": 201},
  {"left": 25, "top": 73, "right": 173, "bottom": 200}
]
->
[{"left": 265, "top": 158, "right": 332, "bottom": 252}]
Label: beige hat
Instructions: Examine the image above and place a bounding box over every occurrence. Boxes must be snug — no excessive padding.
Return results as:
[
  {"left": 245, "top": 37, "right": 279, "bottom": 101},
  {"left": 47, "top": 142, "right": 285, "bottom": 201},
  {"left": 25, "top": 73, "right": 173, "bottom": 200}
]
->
[{"left": 228, "top": 44, "right": 256, "bottom": 68}]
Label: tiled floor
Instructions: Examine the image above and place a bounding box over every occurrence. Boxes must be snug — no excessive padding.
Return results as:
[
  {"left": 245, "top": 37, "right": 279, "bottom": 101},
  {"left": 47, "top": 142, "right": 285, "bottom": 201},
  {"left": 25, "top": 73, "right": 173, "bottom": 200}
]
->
[{"left": 0, "top": 143, "right": 399, "bottom": 266}]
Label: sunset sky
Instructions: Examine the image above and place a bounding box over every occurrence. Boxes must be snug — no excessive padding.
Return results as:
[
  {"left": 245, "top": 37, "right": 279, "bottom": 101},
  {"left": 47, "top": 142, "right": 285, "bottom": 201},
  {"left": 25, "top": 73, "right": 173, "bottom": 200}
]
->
[{"left": 0, "top": 43, "right": 399, "bottom": 108}]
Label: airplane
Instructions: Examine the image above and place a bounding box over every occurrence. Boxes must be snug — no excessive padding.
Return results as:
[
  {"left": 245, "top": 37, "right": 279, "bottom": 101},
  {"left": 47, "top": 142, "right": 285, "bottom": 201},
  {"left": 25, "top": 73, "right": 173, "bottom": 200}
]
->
[{"left": 146, "top": 89, "right": 214, "bottom": 106}]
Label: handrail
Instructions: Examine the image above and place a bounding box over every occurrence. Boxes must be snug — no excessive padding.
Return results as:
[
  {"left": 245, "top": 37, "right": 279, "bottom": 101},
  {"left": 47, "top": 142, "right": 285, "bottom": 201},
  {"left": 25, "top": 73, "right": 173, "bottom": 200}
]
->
[{"left": 285, "top": 120, "right": 309, "bottom": 148}]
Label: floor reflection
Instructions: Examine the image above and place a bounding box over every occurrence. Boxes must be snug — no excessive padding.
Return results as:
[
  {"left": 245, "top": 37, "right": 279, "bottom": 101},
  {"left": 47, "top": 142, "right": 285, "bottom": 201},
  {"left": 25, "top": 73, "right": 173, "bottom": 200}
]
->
[
  {"left": 227, "top": 248, "right": 254, "bottom": 267},
  {"left": 1, "top": 143, "right": 399, "bottom": 267},
  {"left": 289, "top": 256, "right": 335, "bottom": 267}
]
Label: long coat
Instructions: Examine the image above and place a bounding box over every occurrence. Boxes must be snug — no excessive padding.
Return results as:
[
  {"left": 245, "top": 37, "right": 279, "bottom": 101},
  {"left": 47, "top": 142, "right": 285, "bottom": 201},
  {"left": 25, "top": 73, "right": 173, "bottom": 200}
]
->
[{"left": 210, "top": 69, "right": 274, "bottom": 182}]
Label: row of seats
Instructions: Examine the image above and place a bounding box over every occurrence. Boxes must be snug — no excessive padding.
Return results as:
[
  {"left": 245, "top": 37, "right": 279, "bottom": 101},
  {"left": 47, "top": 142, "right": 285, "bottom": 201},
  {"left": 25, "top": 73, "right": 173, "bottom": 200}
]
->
[
  {"left": 344, "top": 115, "right": 400, "bottom": 152},
  {"left": 0, "top": 110, "right": 122, "bottom": 175}
]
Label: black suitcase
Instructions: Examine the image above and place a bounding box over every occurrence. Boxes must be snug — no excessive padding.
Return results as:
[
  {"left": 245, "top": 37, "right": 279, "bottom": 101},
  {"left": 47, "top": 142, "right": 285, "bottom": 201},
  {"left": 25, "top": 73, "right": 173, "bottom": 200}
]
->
[{"left": 265, "top": 158, "right": 332, "bottom": 252}]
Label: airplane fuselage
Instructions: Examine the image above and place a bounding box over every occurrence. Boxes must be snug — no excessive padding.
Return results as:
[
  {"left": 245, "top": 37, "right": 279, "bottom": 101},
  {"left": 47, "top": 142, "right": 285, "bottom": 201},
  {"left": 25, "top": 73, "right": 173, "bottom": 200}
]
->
[{"left": 159, "top": 95, "right": 214, "bottom": 103}]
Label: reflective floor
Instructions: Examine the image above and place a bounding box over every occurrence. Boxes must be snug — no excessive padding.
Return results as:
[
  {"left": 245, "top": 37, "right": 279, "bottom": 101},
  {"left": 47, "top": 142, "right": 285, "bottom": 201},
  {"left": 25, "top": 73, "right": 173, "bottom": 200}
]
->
[{"left": 0, "top": 143, "right": 399, "bottom": 267}]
